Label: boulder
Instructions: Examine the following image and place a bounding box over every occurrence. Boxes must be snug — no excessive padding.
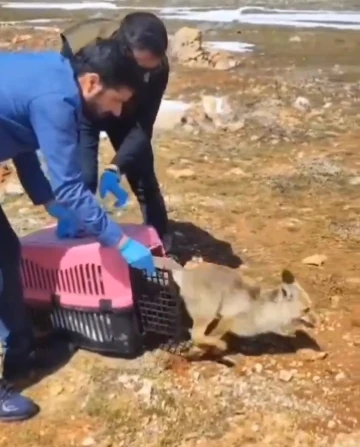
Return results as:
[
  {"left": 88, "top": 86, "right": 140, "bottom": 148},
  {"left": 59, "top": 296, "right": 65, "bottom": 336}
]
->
[{"left": 170, "top": 27, "right": 241, "bottom": 70}]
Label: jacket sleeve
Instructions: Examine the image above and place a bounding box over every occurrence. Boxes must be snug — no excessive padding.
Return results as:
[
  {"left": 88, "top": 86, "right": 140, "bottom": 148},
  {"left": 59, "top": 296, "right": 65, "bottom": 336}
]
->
[
  {"left": 137, "top": 63, "right": 169, "bottom": 140},
  {"left": 109, "top": 122, "right": 149, "bottom": 173},
  {"left": 12, "top": 151, "right": 54, "bottom": 205},
  {"left": 29, "top": 92, "right": 123, "bottom": 247},
  {"left": 109, "top": 64, "right": 170, "bottom": 170}
]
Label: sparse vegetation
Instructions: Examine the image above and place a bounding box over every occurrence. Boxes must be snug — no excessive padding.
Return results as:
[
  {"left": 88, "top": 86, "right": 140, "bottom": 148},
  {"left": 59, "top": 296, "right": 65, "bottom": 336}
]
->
[{"left": 0, "top": 17, "right": 360, "bottom": 446}]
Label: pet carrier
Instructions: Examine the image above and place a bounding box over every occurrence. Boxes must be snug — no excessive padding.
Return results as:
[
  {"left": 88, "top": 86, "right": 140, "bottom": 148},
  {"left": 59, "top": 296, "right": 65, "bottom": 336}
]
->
[{"left": 20, "top": 224, "right": 183, "bottom": 357}]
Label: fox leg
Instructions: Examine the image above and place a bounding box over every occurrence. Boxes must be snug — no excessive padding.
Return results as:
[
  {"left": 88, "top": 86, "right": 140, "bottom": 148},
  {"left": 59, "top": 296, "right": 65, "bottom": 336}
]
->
[
  {"left": 207, "top": 317, "right": 234, "bottom": 341},
  {"left": 191, "top": 317, "right": 228, "bottom": 352}
]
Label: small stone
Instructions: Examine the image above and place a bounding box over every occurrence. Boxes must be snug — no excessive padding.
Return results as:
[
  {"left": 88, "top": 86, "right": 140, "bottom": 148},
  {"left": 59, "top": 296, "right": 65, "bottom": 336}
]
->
[
  {"left": 4, "top": 181, "right": 24, "bottom": 197},
  {"left": 279, "top": 369, "right": 294, "bottom": 382},
  {"left": 48, "top": 382, "right": 64, "bottom": 397},
  {"left": 202, "top": 95, "right": 233, "bottom": 121},
  {"left": 227, "top": 167, "right": 248, "bottom": 177},
  {"left": 327, "top": 420, "right": 336, "bottom": 429},
  {"left": 343, "top": 333, "right": 352, "bottom": 341},
  {"left": 334, "top": 431, "right": 360, "bottom": 447},
  {"left": 349, "top": 176, "right": 360, "bottom": 186},
  {"left": 183, "top": 123, "right": 195, "bottom": 133},
  {"left": 221, "top": 353, "right": 245, "bottom": 366},
  {"left": 82, "top": 437, "right": 96, "bottom": 446},
  {"left": 19, "top": 207, "right": 31, "bottom": 214},
  {"left": 302, "top": 254, "right": 327, "bottom": 266},
  {"left": 137, "top": 380, "right": 153, "bottom": 404},
  {"left": 346, "top": 277, "right": 360, "bottom": 285},
  {"left": 12, "top": 34, "right": 32, "bottom": 44},
  {"left": 167, "top": 168, "right": 195, "bottom": 179},
  {"left": 297, "top": 348, "right": 328, "bottom": 362},
  {"left": 227, "top": 120, "right": 245, "bottom": 131},
  {"left": 293, "top": 96, "right": 311, "bottom": 112},
  {"left": 332, "top": 64, "right": 343, "bottom": 74},
  {"left": 330, "top": 295, "right": 341, "bottom": 309},
  {"left": 289, "top": 35, "right": 301, "bottom": 43},
  {"left": 117, "top": 374, "right": 134, "bottom": 388},
  {"left": 170, "top": 27, "right": 240, "bottom": 71},
  {"left": 254, "top": 363, "right": 263, "bottom": 373},
  {"left": 281, "top": 218, "right": 302, "bottom": 231},
  {"left": 335, "top": 372, "right": 346, "bottom": 381}
]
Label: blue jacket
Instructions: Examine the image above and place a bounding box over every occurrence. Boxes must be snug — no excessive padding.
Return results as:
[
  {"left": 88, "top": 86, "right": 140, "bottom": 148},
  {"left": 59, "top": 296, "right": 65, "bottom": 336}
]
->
[{"left": 0, "top": 51, "right": 122, "bottom": 246}]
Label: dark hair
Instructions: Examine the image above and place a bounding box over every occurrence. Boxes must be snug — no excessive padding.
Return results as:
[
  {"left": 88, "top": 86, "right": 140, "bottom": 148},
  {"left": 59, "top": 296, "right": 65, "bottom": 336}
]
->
[
  {"left": 72, "top": 38, "right": 142, "bottom": 90},
  {"left": 114, "top": 12, "right": 168, "bottom": 57}
]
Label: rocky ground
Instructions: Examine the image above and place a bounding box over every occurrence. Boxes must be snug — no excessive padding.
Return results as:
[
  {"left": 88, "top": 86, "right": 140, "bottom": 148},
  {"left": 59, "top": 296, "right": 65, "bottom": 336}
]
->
[{"left": 1, "top": 20, "right": 360, "bottom": 447}]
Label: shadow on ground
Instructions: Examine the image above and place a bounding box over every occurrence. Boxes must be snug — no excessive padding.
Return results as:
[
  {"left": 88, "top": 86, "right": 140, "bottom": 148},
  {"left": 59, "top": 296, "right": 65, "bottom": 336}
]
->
[
  {"left": 188, "top": 330, "right": 322, "bottom": 366},
  {"left": 168, "top": 219, "right": 242, "bottom": 268},
  {"left": 227, "top": 330, "right": 322, "bottom": 356},
  {"left": 15, "top": 333, "right": 77, "bottom": 393}
]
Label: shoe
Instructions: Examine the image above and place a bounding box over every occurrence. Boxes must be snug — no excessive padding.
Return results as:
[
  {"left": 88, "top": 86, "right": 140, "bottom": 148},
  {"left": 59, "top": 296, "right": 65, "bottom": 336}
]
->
[
  {"left": 3, "top": 337, "right": 74, "bottom": 382},
  {"left": 0, "top": 379, "right": 39, "bottom": 422}
]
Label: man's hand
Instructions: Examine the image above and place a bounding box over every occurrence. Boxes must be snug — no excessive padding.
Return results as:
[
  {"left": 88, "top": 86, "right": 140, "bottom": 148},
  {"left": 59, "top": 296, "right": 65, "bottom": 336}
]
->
[
  {"left": 45, "top": 201, "right": 85, "bottom": 239},
  {"left": 45, "top": 200, "right": 72, "bottom": 220},
  {"left": 56, "top": 217, "right": 86, "bottom": 239},
  {"left": 99, "top": 165, "right": 128, "bottom": 208},
  {"left": 117, "top": 235, "right": 155, "bottom": 275}
]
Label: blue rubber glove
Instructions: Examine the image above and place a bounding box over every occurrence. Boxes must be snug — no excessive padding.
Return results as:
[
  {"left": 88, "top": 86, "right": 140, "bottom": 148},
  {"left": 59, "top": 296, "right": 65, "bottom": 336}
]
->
[
  {"left": 57, "top": 217, "right": 78, "bottom": 238},
  {"left": 45, "top": 202, "right": 83, "bottom": 239},
  {"left": 99, "top": 167, "right": 129, "bottom": 208},
  {"left": 56, "top": 217, "right": 86, "bottom": 239},
  {"left": 118, "top": 238, "right": 156, "bottom": 276},
  {"left": 45, "top": 201, "right": 74, "bottom": 221}
]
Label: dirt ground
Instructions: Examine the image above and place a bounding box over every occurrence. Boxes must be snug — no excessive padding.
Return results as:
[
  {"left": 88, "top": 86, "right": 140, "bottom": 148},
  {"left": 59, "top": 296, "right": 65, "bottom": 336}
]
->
[{"left": 1, "top": 23, "right": 360, "bottom": 446}]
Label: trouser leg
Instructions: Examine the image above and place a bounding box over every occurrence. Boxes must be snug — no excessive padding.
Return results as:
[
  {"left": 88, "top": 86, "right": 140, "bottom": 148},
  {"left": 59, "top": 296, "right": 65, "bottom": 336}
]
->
[
  {"left": 0, "top": 205, "right": 34, "bottom": 369},
  {"left": 111, "top": 126, "right": 169, "bottom": 240},
  {"left": 125, "top": 161, "right": 168, "bottom": 240}
]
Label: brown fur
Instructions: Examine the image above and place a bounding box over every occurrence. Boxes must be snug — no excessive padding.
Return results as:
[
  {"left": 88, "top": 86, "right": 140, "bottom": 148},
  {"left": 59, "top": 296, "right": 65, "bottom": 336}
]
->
[{"left": 170, "top": 259, "right": 317, "bottom": 353}]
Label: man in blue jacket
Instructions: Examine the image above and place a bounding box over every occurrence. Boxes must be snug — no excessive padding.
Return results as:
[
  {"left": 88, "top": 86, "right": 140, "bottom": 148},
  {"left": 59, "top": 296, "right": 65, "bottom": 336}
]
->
[
  {"left": 60, "top": 13, "right": 172, "bottom": 250},
  {"left": 0, "top": 39, "right": 155, "bottom": 422}
]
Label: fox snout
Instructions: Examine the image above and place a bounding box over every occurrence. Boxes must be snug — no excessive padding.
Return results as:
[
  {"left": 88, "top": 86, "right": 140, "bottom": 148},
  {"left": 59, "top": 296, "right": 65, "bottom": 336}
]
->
[{"left": 295, "top": 309, "right": 318, "bottom": 329}]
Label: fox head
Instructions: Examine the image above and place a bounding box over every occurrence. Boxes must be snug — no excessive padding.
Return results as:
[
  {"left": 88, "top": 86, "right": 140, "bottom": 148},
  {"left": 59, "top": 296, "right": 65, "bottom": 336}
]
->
[{"left": 264, "top": 269, "right": 317, "bottom": 329}]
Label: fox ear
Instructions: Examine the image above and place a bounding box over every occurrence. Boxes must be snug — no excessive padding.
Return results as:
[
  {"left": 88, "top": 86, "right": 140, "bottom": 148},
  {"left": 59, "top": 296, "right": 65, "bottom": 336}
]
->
[{"left": 281, "top": 269, "right": 295, "bottom": 284}]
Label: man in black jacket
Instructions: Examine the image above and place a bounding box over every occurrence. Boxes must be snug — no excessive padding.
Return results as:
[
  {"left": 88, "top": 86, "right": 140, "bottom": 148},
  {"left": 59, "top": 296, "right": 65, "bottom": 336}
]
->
[{"left": 60, "top": 12, "right": 171, "bottom": 249}]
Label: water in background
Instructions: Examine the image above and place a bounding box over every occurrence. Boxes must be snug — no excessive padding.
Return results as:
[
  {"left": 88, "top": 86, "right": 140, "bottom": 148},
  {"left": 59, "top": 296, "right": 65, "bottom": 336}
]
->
[{"left": 0, "top": 0, "right": 360, "bottom": 30}]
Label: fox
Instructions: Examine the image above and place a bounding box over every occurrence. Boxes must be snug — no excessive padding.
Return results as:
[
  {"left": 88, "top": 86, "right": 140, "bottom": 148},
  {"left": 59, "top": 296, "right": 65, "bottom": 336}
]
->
[{"left": 153, "top": 256, "right": 317, "bottom": 353}]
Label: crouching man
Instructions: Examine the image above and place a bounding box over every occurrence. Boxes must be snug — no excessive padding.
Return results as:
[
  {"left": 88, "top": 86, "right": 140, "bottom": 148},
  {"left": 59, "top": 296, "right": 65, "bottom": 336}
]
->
[
  {"left": 0, "top": 39, "right": 155, "bottom": 421},
  {"left": 60, "top": 12, "right": 172, "bottom": 251}
]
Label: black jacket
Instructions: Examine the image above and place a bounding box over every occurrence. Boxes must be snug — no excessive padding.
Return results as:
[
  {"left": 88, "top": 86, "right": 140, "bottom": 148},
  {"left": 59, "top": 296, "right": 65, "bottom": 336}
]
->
[{"left": 60, "top": 19, "right": 169, "bottom": 165}]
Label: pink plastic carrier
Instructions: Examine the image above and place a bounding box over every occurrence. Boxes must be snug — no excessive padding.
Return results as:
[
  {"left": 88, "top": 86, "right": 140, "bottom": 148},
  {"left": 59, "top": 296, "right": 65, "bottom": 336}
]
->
[{"left": 19, "top": 224, "right": 182, "bottom": 357}]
